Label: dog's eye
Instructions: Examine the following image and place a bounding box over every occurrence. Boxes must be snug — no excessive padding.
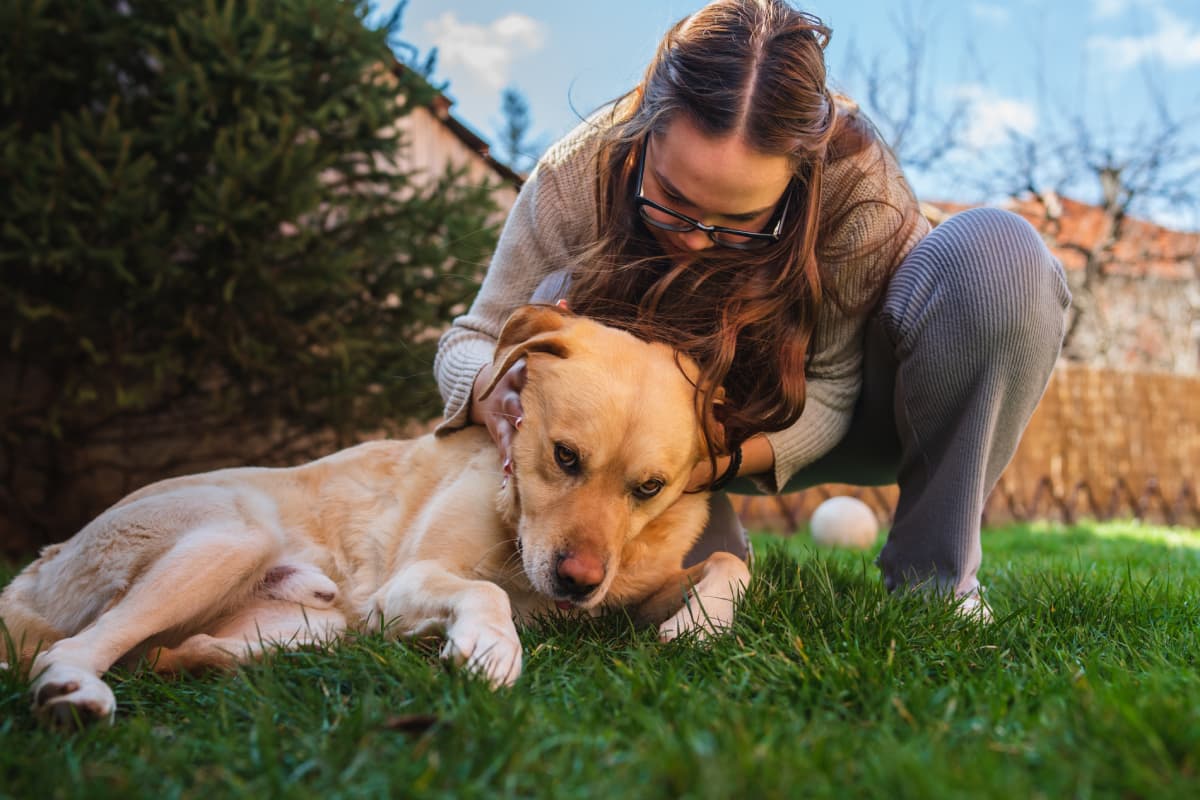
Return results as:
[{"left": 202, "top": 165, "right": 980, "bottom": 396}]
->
[
  {"left": 554, "top": 443, "right": 580, "bottom": 474},
  {"left": 634, "top": 479, "right": 664, "bottom": 499}
]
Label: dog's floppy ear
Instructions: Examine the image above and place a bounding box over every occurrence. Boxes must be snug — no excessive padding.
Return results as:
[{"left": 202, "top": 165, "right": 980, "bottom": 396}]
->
[{"left": 479, "top": 304, "right": 574, "bottom": 401}]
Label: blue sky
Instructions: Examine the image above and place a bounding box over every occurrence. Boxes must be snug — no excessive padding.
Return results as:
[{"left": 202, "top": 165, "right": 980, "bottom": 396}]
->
[{"left": 374, "top": 1, "right": 1200, "bottom": 230}]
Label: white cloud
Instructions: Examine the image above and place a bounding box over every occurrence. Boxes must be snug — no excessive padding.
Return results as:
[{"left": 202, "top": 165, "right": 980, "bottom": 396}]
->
[
  {"left": 953, "top": 85, "right": 1038, "bottom": 150},
  {"left": 1087, "top": 7, "right": 1200, "bottom": 70},
  {"left": 1091, "top": 0, "right": 1165, "bottom": 19},
  {"left": 423, "top": 12, "right": 548, "bottom": 91},
  {"left": 1140, "top": 200, "right": 1200, "bottom": 233},
  {"left": 970, "top": 3, "right": 1010, "bottom": 25},
  {"left": 1093, "top": 0, "right": 1135, "bottom": 18}
]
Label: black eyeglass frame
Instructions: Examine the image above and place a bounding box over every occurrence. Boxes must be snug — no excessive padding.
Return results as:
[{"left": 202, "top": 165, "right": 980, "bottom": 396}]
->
[{"left": 633, "top": 136, "right": 792, "bottom": 250}]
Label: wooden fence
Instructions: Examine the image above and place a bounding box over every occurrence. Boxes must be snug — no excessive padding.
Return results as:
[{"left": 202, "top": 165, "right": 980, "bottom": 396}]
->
[
  {"left": 4, "top": 364, "right": 1196, "bottom": 556},
  {"left": 734, "top": 363, "right": 1200, "bottom": 532}
]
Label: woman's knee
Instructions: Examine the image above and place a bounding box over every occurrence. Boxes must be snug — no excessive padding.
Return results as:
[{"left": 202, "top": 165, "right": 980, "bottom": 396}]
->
[{"left": 884, "top": 207, "right": 1071, "bottom": 354}]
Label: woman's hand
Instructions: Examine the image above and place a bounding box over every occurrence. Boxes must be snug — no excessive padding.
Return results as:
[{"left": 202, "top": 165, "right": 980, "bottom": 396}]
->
[
  {"left": 470, "top": 359, "right": 528, "bottom": 475},
  {"left": 687, "top": 434, "right": 775, "bottom": 492},
  {"left": 687, "top": 454, "right": 730, "bottom": 492}
]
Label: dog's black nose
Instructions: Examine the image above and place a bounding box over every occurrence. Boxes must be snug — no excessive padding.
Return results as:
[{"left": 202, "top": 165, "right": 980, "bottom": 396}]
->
[{"left": 555, "top": 551, "right": 604, "bottom": 599}]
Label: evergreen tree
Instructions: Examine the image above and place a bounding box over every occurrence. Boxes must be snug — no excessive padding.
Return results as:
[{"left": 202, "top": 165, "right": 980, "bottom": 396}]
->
[
  {"left": 0, "top": 0, "right": 507, "bottom": 552},
  {"left": 498, "top": 86, "right": 542, "bottom": 174}
]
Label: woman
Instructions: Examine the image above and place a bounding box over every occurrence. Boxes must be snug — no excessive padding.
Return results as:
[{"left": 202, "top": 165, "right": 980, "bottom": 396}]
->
[{"left": 434, "top": 0, "right": 1070, "bottom": 616}]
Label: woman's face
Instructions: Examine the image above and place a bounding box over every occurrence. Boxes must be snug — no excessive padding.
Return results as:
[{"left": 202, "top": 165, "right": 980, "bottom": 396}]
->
[{"left": 640, "top": 115, "right": 793, "bottom": 253}]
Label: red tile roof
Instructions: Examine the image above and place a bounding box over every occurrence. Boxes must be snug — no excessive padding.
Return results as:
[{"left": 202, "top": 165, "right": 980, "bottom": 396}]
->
[{"left": 924, "top": 196, "right": 1199, "bottom": 280}]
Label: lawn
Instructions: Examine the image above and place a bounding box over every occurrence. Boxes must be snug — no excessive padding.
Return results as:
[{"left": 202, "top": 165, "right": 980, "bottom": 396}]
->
[{"left": 2, "top": 520, "right": 1198, "bottom": 799}]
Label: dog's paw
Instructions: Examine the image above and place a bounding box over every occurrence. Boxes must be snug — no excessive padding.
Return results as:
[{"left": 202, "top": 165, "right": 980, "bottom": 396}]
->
[
  {"left": 30, "top": 662, "right": 116, "bottom": 729},
  {"left": 658, "top": 597, "right": 736, "bottom": 642},
  {"left": 259, "top": 563, "right": 338, "bottom": 608},
  {"left": 658, "top": 557, "right": 749, "bottom": 643},
  {"left": 441, "top": 620, "right": 523, "bottom": 688}
]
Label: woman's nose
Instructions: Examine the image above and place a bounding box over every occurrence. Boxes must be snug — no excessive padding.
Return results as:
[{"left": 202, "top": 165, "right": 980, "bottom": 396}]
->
[{"left": 678, "top": 228, "right": 715, "bottom": 251}]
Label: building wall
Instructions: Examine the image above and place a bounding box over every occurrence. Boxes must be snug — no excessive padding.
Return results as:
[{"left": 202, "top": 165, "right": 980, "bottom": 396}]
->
[
  {"left": 927, "top": 200, "right": 1200, "bottom": 376},
  {"left": 1065, "top": 269, "right": 1200, "bottom": 375},
  {"left": 393, "top": 106, "right": 519, "bottom": 216}
]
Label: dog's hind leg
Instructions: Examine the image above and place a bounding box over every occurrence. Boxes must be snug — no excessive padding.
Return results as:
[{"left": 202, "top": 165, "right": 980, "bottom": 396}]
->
[
  {"left": 30, "top": 523, "right": 280, "bottom": 728},
  {"left": 149, "top": 601, "right": 346, "bottom": 673}
]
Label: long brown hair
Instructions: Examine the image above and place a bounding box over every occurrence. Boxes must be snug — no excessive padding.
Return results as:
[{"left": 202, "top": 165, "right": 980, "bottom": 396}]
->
[{"left": 566, "top": 0, "right": 907, "bottom": 464}]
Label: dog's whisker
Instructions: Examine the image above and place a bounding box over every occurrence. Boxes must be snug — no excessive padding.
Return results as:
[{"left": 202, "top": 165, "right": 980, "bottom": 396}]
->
[
  {"left": 468, "top": 538, "right": 525, "bottom": 578},
  {"left": 479, "top": 549, "right": 528, "bottom": 584},
  {"left": 499, "top": 553, "right": 525, "bottom": 575}
]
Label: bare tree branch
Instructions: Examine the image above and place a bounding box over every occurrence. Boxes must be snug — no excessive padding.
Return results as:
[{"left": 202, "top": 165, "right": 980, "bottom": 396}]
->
[{"left": 838, "top": 0, "right": 974, "bottom": 172}]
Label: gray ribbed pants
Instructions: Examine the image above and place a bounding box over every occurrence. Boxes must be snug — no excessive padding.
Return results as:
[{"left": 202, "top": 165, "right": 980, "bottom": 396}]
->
[
  {"left": 533, "top": 207, "right": 1071, "bottom": 598},
  {"left": 686, "top": 208, "right": 1072, "bottom": 597}
]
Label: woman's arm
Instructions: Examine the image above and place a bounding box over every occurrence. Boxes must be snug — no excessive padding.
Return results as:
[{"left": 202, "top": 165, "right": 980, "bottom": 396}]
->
[
  {"left": 434, "top": 123, "right": 601, "bottom": 433},
  {"left": 686, "top": 433, "right": 776, "bottom": 491},
  {"left": 434, "top": 164, "right": 571, "bottom": 431},
  {"left": 703, "top": 136, "right": 929, "bottom": 494},
  {"left": 759, "top": 137, "right": 929, "bottom": 491}
]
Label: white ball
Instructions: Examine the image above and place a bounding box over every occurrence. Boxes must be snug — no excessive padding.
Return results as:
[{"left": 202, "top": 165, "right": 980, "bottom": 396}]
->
[{"left": 808, "top": 496, "right": 879, "bottom": 550}]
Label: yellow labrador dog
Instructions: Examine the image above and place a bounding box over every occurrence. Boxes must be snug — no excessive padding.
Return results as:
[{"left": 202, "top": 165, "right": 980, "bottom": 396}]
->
[{"left": 0, "top": 305, "right": 749, "bottom": 727}]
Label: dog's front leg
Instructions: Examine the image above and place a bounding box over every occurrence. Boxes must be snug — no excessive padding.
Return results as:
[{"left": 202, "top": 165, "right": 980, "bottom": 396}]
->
[
  {"left": 369, "top": 561, "right": 521, "bottom": 688},
  {"left": 637, "top": 552, "right": 750, "bottom": 642}
]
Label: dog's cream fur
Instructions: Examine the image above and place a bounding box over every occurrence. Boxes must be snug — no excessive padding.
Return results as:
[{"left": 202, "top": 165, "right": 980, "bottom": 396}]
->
[{"left": 0, "top": 306, "right": 749, "bottom": 727}]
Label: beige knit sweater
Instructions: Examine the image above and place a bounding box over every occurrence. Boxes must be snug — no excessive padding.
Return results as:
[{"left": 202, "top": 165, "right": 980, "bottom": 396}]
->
[{"left": 434, "top": 110, "right": 930, "bottom": 493}]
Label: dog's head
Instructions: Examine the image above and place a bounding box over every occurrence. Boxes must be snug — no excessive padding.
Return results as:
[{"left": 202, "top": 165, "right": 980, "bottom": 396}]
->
[{"left": 480, "top": 305, "right": 714, "bottom": 609}]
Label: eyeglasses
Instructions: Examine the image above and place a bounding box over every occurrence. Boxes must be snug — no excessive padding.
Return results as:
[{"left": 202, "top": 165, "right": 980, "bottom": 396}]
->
[{"left": 634, "top": 136, "right": 791, "bottom": 251}]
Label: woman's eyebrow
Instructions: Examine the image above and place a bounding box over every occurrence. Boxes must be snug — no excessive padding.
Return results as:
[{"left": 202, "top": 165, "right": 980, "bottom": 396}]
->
[{"left": 653, "top": 168, "right": 775, "bottom": 220}]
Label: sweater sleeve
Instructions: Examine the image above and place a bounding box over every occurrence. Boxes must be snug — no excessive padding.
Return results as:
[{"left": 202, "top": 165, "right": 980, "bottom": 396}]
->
[
  {"left": 756, "top": 138, "right": 931, "bottom": 493},
  {"left": 434, "top": 127, "right": 598, "bottom": 430}
]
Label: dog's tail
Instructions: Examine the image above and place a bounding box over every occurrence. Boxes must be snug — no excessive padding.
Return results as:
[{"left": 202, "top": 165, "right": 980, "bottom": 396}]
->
[{"left": 0, "top": 545, "right": 67, "bottom": 670}]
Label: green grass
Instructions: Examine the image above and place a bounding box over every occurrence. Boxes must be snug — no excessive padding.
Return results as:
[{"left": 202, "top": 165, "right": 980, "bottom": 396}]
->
[{"left": 2, "top": 520, "right": 1199, "bottom": 799}]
